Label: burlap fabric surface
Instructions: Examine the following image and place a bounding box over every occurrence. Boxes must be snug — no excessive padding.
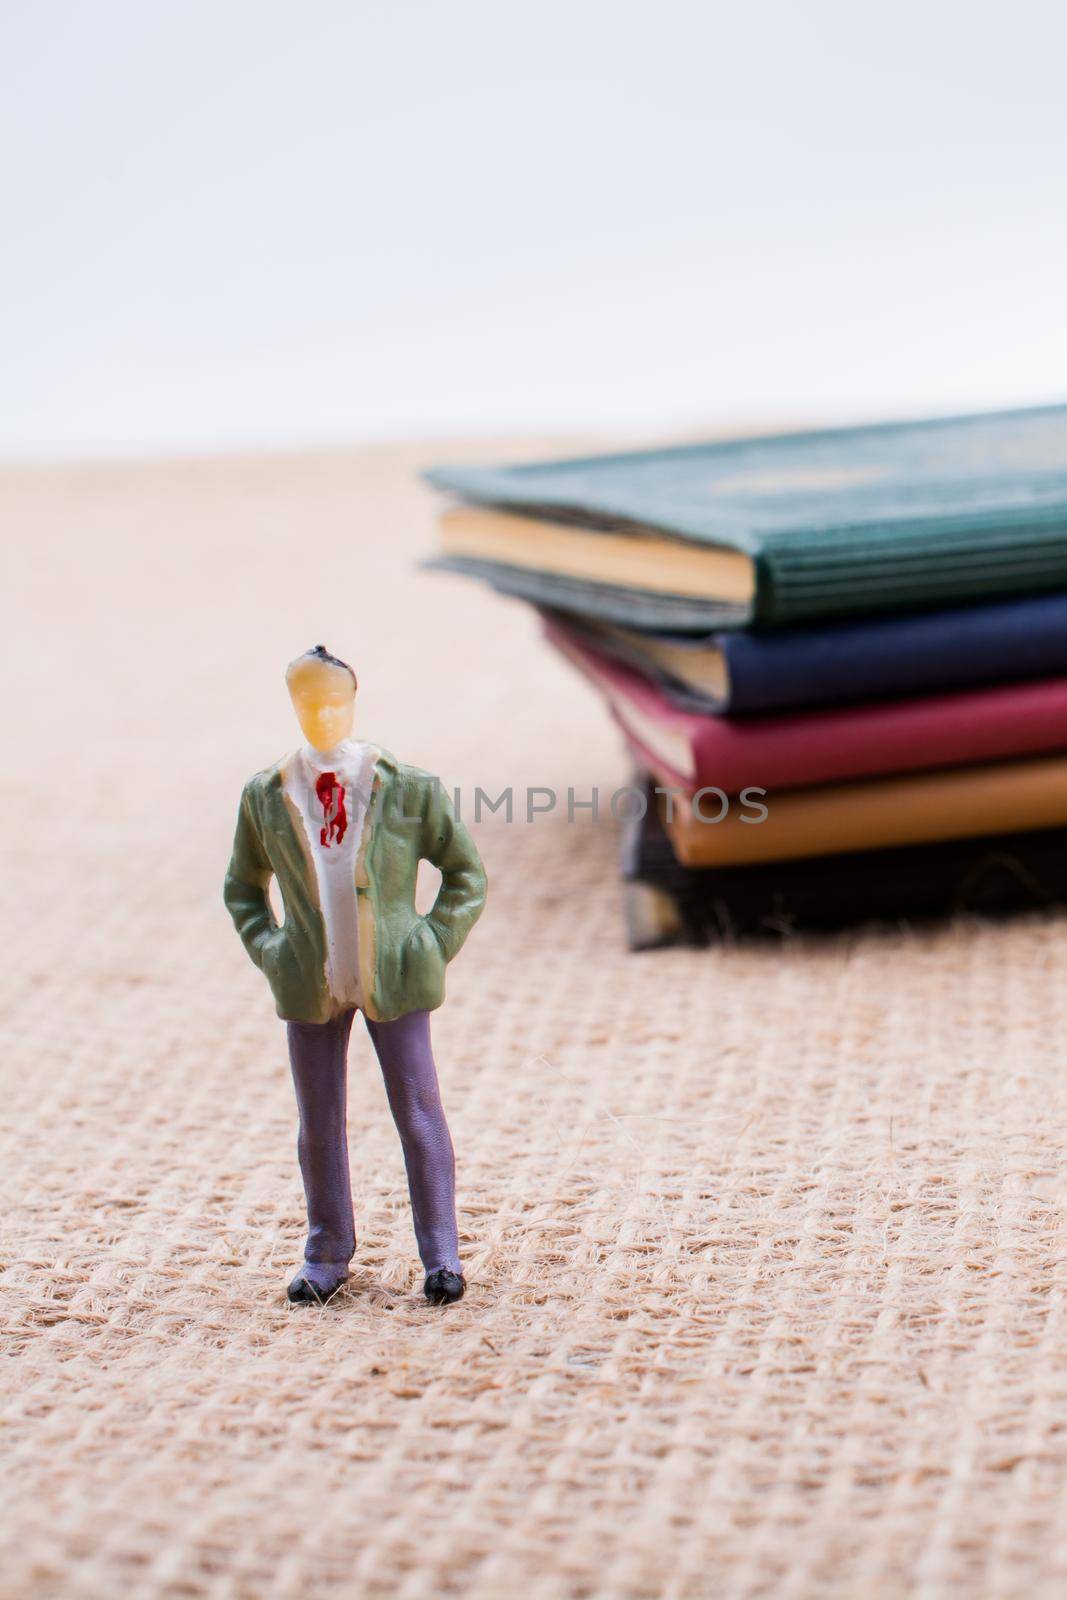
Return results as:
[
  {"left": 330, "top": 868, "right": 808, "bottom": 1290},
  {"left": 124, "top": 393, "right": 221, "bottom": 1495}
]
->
[{"left": 3, "top": 445, "right": 1067, "bottom": 1600}]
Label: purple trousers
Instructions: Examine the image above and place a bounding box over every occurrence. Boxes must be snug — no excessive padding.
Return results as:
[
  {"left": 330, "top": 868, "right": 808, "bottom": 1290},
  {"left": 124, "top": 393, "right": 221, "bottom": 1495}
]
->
[{"left": 286, "top": 1008, "right": 460, "bottom": 1276}]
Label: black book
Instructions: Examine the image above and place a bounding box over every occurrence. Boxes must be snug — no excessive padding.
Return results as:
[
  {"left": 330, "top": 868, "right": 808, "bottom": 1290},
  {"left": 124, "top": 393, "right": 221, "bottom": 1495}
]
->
[{"left": 621, "top": 777, "right": 1067, "bottom": 950}]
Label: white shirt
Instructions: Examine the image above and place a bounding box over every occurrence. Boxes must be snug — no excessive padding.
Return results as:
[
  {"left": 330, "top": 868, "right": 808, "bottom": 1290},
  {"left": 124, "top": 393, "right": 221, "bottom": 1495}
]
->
[{"left": 283, "top": 739, "right": 376, "bottom": 1008}]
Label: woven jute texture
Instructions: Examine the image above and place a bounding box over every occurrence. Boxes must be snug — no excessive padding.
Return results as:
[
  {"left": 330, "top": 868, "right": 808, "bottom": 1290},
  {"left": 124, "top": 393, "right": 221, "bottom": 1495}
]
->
[{"left": 4, "top": 445, "right": 1067, "bottom": 1600}]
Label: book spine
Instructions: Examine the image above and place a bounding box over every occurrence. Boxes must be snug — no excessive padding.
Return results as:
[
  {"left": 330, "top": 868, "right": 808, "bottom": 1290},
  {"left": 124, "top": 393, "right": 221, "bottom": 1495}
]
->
[
  {"left": 694, "top": 679, "right": 1067, "bottom": 795},
  {"left": 668, "top": 753, "right": 1067, "bottom": 868},
  {"left": 757, "top": 507, "right": 1067, "bottom": 626},
  {"left": 629, "top": 779, "right": 1067, "bottom": 941},
  {"left": 724, "top": 592, "right": 1067, "bottom": 714}
]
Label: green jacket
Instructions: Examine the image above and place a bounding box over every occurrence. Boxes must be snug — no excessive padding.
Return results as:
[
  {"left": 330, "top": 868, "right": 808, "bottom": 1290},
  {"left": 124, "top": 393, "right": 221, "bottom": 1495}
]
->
[{"left": 224, "top": 747, "right": 486, "bottom": 1023}]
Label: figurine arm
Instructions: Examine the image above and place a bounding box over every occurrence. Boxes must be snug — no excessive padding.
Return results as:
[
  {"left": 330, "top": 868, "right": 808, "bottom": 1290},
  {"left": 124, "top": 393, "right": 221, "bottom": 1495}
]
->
[
  {"left": 420, "top": 778, "right": 487, "bottom": 962},
  {"left": 223, "top": 786, "right": 276, "bottom": 968}
]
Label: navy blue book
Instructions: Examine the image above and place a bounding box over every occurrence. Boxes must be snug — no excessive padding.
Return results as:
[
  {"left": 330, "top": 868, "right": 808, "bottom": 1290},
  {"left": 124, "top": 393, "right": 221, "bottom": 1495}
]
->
[{"left": 544, "top": 591, "right": 1067, "bottom": 714}]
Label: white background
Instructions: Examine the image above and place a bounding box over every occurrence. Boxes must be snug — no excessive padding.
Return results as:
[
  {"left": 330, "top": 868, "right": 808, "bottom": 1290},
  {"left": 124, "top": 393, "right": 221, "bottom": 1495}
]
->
[{"left": 3, "top": 1, "right": 1066, "bottom": 460}]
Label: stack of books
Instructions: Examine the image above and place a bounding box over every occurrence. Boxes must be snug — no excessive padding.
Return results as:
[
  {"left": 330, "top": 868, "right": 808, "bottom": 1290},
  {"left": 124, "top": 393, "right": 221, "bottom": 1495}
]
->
[{"left": 427, "top": 405, "right": 1067, "bottom": 947}]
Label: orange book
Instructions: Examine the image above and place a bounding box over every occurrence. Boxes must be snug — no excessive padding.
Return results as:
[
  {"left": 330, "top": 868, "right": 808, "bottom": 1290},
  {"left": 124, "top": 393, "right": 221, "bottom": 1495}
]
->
[{"left": 662, "top": 752, "right": 1067, "bottom": 868}]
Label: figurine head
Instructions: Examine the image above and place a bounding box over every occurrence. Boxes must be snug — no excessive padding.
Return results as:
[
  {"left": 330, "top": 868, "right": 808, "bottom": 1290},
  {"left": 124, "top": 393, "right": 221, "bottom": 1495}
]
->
[{"left": 286, "top": 645, "right": 357, "bottom": 752}]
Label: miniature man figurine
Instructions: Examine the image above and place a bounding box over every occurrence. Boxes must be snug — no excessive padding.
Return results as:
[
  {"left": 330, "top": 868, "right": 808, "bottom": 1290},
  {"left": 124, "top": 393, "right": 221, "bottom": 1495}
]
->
[{"left": 224, "top": 646, "right": 487, "bottom": 1305}]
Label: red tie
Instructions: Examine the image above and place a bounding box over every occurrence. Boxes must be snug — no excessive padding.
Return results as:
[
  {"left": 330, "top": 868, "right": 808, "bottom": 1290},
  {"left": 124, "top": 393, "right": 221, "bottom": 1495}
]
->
[{"left": 315, "top": 771, "right": 348, "bottom": 847}]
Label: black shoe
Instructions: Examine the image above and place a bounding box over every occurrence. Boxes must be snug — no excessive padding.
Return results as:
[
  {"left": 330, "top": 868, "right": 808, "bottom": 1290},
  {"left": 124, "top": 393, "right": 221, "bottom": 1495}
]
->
[
  {"left": 424, "top": 1268, "right": 466, "bottom": 1305},
  {"left": 287, "top": 1263, "right": 348, "bottom": 1304}
]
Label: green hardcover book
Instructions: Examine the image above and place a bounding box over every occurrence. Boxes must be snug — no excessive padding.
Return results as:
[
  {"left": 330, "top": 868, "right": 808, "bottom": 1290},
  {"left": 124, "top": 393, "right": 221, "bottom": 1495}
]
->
[{"left": 426, "top": 404, "right": 1067, "bottom": 630}]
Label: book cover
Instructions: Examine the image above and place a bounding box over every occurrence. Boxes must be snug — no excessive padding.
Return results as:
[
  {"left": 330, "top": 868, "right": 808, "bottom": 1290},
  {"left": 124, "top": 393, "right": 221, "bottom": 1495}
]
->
[
  {"left": 662, "top": 751, "right": 1067, "bottom": 868},
  {"left": 545, "top": 617, "right": 1067, "bottom": 794},
  {"left": 427, "top": 404, "right": 1067, "bottom": 628},
  {"left": 621, "top": 779, "right": 1067, "bottom": 947},
  {"left": 548, "top": 590, "right": 1067, "bottom": 716}
]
